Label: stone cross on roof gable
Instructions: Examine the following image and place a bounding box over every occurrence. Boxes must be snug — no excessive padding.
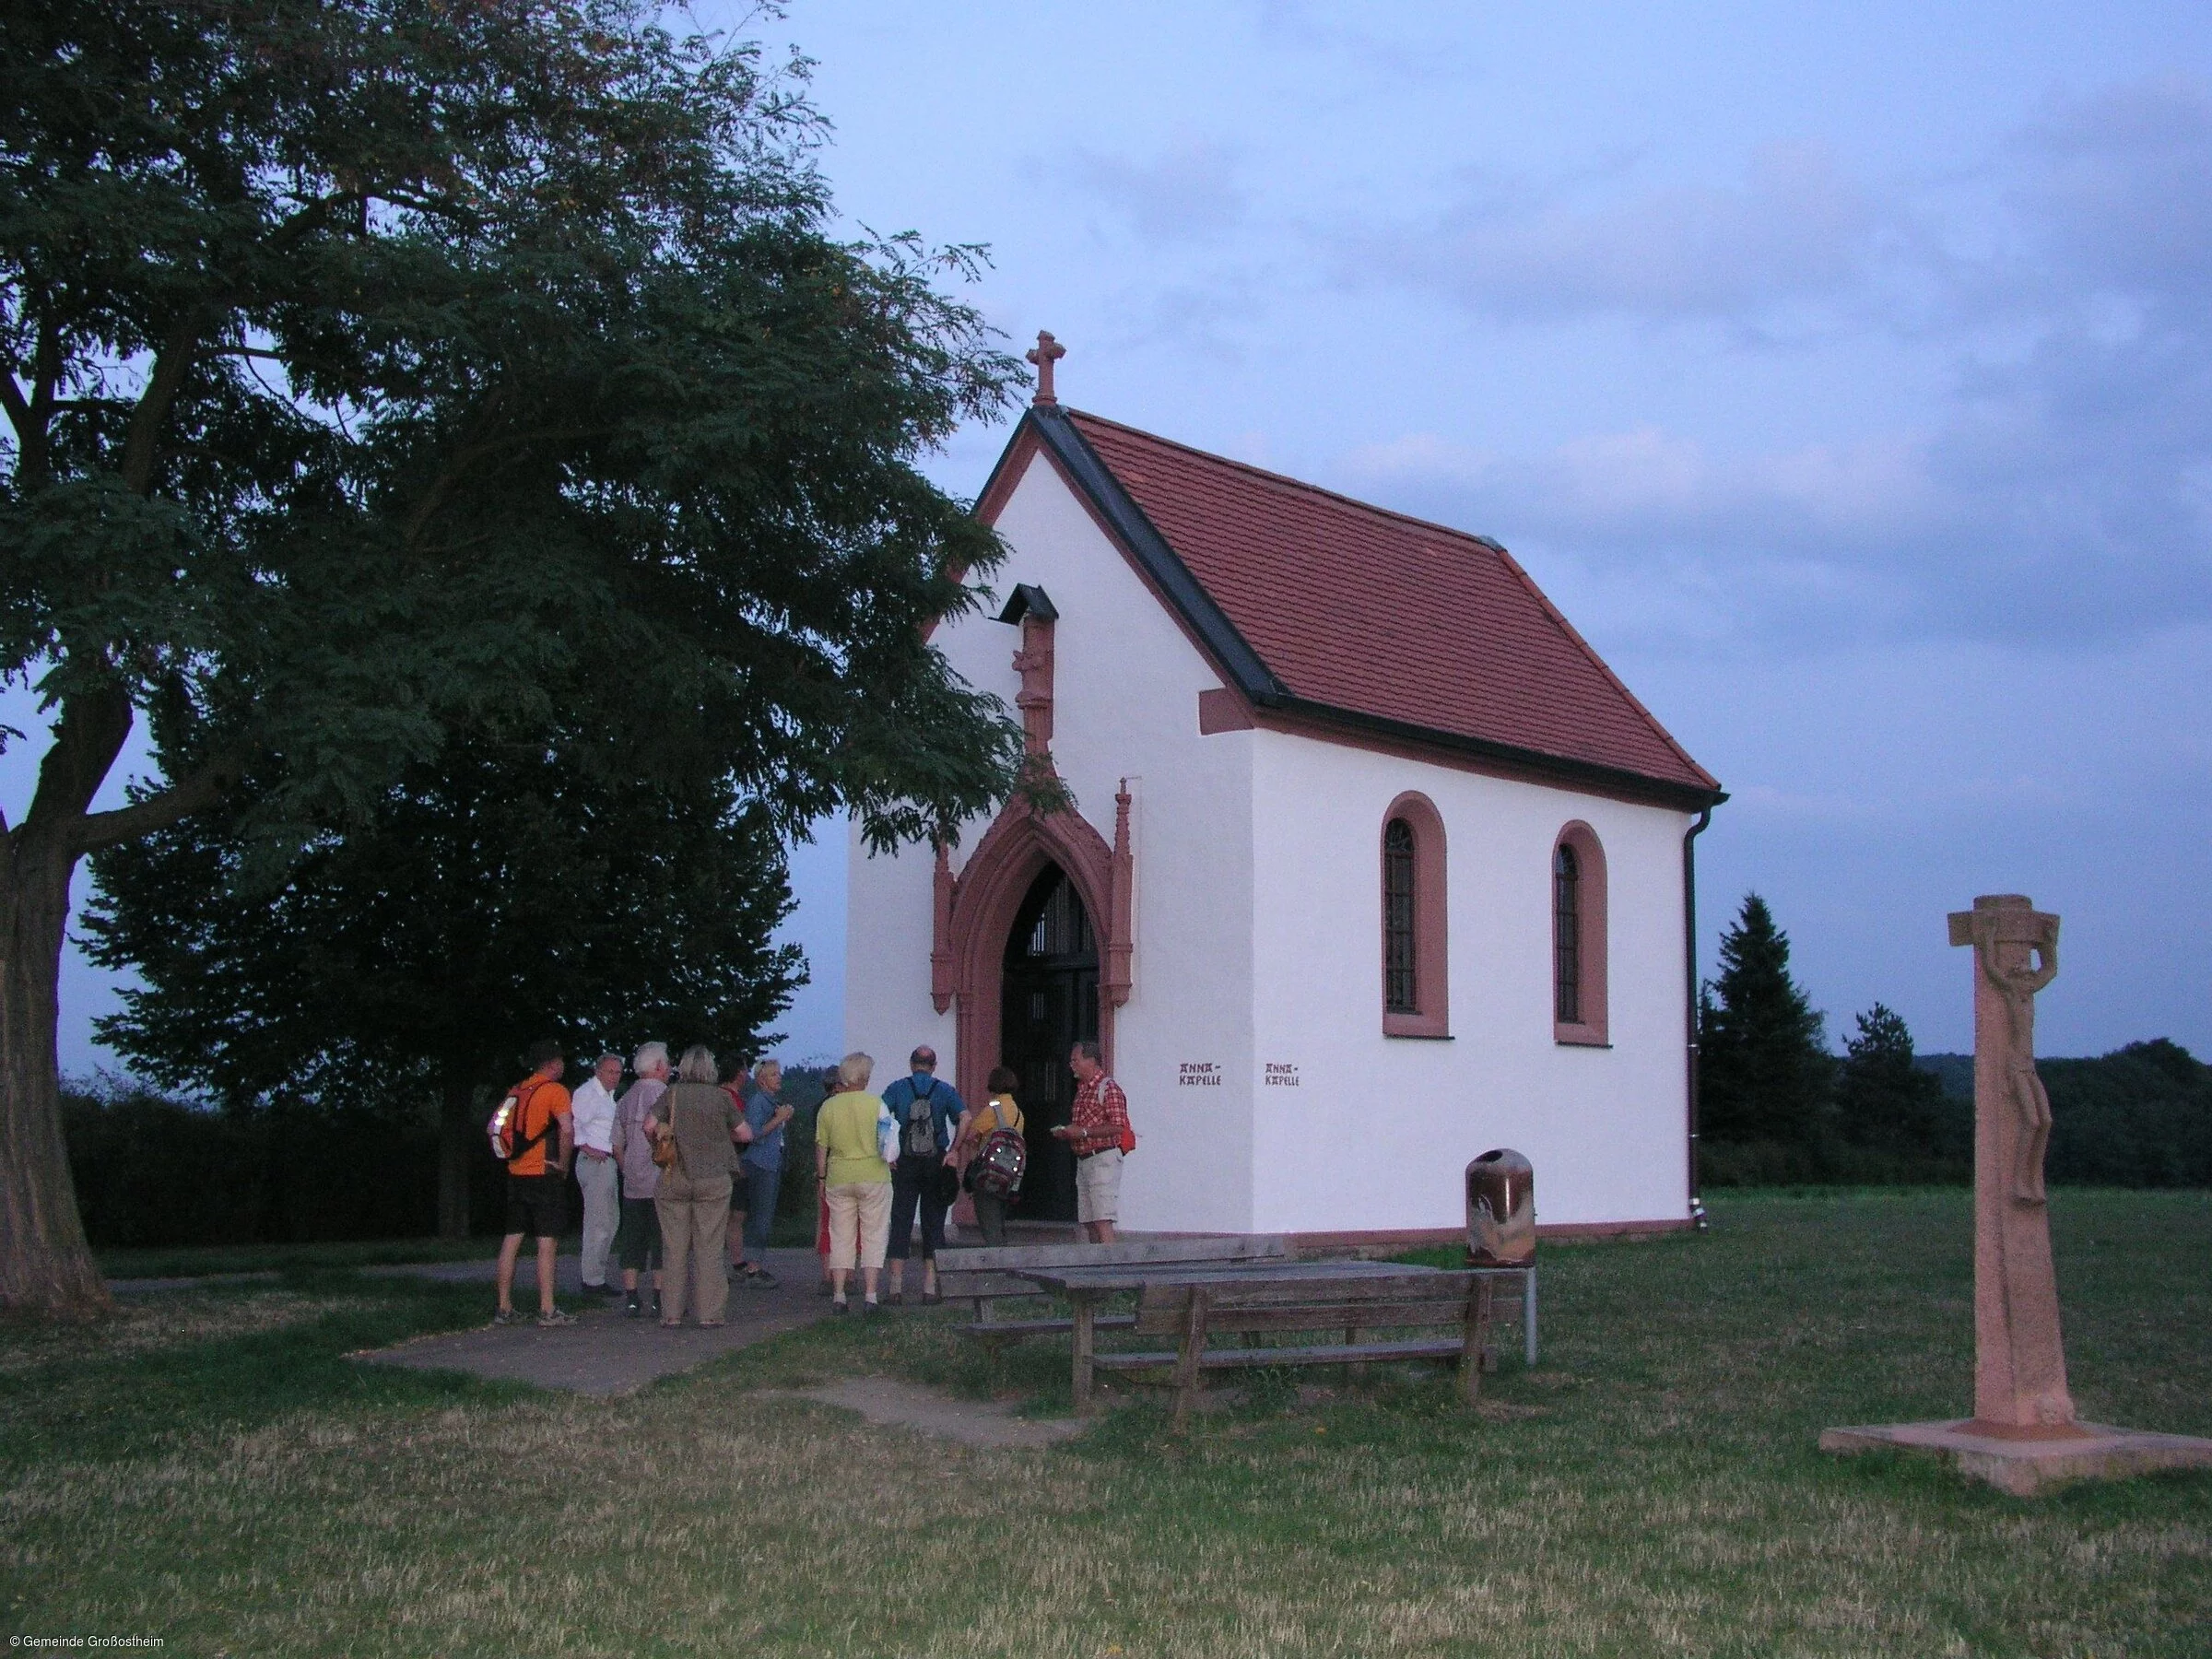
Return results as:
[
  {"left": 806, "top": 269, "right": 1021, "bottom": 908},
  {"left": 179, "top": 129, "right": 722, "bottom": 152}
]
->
[{"left": 1027, "top": 330, "right": 1066, "bottom": 406}]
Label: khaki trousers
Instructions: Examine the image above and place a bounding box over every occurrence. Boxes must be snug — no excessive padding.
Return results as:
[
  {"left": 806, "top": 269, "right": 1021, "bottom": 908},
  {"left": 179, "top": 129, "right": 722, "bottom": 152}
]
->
[
  {"left": 654, "top": 1168, "right": 733, "bottom": 1324},
  {"left": 825, "top": 1182, "right": 892, "bottom": 1273}
]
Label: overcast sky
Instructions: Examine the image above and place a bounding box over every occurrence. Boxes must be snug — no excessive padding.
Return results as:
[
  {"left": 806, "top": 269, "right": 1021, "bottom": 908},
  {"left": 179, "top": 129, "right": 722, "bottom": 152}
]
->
[{"left": 10, "top": 0, "right": 2208, "bottom": 1076}]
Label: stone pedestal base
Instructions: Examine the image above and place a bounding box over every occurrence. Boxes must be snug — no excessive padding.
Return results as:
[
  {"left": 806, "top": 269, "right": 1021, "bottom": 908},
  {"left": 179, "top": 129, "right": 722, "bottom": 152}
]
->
[{"left": 1820, "top": 1419, "right": 2212, "bottom": 1498}]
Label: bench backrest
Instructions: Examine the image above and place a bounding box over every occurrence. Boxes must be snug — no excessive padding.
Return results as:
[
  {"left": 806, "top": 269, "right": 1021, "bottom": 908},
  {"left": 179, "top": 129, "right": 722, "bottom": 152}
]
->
[
  {"left": 1134, "top": 1272, "right": 1481, "bottom": 1337},
  {"left": 939, "top": 1236, "right": 1288, "bottom": 1300}
]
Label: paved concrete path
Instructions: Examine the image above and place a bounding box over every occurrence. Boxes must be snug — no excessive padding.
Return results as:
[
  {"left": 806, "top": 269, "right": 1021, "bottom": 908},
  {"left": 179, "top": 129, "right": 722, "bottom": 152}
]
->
[
  {"left": 354, "top": 1247, "right": 830, "bottom": 1396},
  {"left": 108, "top": 1270, "right": 283, "bottom": 1295}
]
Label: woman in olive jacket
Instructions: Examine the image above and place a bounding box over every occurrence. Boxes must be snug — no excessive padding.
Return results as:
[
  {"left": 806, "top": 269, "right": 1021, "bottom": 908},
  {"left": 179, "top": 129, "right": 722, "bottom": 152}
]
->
[{"left": 648, "top": 1044, "right": 749, "bottom": 1326}]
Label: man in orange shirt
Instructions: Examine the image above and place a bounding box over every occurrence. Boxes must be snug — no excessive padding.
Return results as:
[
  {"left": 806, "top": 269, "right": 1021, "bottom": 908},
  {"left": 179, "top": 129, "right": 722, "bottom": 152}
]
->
[{"left": 495, "top": 1040, "right": 578, "bottom": 1326}]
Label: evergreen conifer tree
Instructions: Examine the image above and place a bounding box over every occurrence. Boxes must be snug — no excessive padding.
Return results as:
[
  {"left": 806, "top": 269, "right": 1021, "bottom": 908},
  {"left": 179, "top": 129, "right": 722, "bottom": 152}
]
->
[
  {"left": 1698, "top": 893, "right": 1832, "bottom": 1147},
  {"left": 1834, "top": 1003, "right": 1949, "bottom": 1155}
]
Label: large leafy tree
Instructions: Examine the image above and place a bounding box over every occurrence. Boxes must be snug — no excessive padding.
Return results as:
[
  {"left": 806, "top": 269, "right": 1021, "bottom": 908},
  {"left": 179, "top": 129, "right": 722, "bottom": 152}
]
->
[
  {"left": 1699, "top": 892, "right": 1832, "bottom": 1147},
  {"left": 82, "top": 725, "right": 806, "bottom": 1239},
  {"left": 0, "top": 0, "right": 1026, "bottom": 1314}
]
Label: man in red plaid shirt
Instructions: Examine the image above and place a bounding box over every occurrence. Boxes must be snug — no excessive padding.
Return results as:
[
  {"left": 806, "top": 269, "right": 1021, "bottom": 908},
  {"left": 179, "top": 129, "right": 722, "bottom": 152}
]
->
[{"left": 1052, "top": 1040, "right": 1130, "bottom": 1242}]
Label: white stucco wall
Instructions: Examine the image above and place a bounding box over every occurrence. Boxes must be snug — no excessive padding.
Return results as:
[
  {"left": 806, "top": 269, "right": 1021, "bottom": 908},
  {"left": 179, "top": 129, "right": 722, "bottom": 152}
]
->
[
  {"left": 1245, "top": 732, "right": 1695, "bottom": 1232},
  {"left": 844, "top": 449, "right": 1258, "bottom": 1231}
]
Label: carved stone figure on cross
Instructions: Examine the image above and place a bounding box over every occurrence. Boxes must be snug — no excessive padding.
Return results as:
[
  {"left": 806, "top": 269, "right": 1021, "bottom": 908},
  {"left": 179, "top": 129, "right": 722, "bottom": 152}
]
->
[{"left": 1951, "top": 897, "right": 2060, "bottom": 1204}]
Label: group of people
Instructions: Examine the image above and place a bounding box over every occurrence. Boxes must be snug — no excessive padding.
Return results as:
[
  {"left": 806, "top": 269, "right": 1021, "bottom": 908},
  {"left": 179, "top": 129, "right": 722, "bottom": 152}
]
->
[
  {"left": 491, "top": 1039, "right": 793, "bottom": 1326},
  {"left": 488, "top": 1033, "right": 1134, "bottom": 1325},
  {"left": 812, "top": 1039, "right": 1131, "bottom": 1315}
]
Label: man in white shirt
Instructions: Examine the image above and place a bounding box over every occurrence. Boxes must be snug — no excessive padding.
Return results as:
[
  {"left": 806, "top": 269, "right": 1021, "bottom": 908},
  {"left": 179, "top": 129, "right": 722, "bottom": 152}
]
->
[{"left": 570, "top": 1052, "right": 624, "bottom": 1296}]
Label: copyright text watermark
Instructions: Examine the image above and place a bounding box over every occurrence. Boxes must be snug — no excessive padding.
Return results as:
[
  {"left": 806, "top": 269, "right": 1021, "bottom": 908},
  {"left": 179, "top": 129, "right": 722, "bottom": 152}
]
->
[{"left": 10, "top": 1640, "right": 164, "bottom": 1651}]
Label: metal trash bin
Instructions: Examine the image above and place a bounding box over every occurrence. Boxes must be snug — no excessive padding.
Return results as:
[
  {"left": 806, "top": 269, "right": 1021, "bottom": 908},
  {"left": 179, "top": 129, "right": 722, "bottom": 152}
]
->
[{"left": 1465, "top": 1147, "right": 1535, "bottom": 1267}]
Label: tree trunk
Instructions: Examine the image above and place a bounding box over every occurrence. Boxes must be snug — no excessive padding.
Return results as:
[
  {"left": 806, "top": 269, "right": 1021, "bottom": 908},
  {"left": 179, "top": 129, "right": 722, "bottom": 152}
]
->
[
  {"left": 438, "top": 1068, "right": 476, "bottom": 1241},
  {"left": 0, "top": 836, "right": 112, "bottom": 1317}
]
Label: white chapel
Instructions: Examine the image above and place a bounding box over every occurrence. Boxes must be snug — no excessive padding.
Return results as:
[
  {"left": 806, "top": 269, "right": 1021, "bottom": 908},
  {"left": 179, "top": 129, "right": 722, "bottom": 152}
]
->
[{"left": 845, "top": 341, "right": 1725, "bottom": 1242}]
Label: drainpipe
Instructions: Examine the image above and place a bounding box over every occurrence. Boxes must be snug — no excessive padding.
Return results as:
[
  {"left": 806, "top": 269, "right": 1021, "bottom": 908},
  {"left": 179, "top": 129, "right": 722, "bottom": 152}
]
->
[{"left": 1683, "top": 806, "right": 1713, "bottom": 1230}]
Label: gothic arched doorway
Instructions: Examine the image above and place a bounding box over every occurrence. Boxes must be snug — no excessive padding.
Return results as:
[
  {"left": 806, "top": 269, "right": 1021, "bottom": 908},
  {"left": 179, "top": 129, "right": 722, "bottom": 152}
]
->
[{"left": 999, "top": 864, "right": 1098, "bottom": 1221}]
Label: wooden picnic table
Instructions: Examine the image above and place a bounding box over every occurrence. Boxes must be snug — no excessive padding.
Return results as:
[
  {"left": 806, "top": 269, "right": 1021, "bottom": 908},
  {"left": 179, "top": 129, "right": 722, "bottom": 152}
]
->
[{"left": 1019, "top": 1257, "right": 1446, "bottom": 1414}]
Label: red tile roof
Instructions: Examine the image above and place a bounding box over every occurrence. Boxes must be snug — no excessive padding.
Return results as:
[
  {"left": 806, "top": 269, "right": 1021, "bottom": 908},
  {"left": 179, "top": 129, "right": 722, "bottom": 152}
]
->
[{"left": 1047, "top": 410, "right": 1719, "bottom": 803}]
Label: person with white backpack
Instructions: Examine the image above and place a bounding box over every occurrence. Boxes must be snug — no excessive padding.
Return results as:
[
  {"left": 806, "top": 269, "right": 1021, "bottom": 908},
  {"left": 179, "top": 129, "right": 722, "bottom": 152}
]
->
[
  {"left": 490, "top": 1040, "right": 576, "bottom": 1326},
  {"left": 813, "top": 1052, "right": 893, "bottom": 1314}
]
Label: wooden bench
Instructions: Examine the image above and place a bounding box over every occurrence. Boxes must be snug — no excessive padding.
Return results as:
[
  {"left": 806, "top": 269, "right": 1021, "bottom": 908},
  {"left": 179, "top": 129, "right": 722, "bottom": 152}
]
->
[
  {"left": 938, "top": 1237, "right": 1289, "bottom": 1349},
  {"left": 1094, "top": 1269, "right": 1496, "bottom": 1430}
]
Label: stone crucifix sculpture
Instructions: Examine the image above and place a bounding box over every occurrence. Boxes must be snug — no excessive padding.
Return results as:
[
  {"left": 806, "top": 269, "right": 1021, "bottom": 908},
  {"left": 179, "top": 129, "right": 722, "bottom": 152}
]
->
[
  {"left": 1947, "top": 893, "right": 2079, "bottom": 1437},
  {"left": 1820, "top": 892, "right": 2212, "bottom": 1490}
]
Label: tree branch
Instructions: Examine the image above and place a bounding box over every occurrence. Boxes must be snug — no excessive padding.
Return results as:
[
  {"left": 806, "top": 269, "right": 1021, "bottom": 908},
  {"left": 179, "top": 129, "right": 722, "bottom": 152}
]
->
[
  {"left": 72, "top": 751, "right": 244, "bottom": 854},
  {"left": 0, "top": 372, "right": 30, "bottom": 439},
  {"left": 120, "top": 319, "right": 205, "bottom": 496},
  {"left": 2, "top": 312, "right": 60, "bottom": 488}
]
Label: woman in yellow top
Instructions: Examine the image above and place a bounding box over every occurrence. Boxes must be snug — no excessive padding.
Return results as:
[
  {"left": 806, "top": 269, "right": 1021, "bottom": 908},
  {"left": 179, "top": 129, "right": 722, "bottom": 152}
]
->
[
  {"left": 954, "top": 1065, "right": 1026, "bottom": 1248},
  {"left": 814, "top": 1051, "right": 893, "bottom": 1312}
]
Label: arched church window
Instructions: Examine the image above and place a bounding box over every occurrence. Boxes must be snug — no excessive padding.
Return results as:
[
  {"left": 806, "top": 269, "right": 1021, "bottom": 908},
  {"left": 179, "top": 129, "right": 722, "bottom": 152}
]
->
[
  {"left": 1553, "top": 844, "right": 1581, "bottom": 1023},
  {"left": 1383, "top": 819, "right": 1418, "bottom": 1014},
  {"left": 1381, "top": 794, "right": 1449, "bottom": 1038},
  {"left": 1552, "top": 823, "right": 1609, "bottom": 1045}
]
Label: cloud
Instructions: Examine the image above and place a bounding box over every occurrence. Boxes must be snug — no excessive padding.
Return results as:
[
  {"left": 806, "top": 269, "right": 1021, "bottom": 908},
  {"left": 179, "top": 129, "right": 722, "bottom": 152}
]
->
[
  {"left": 1336, "top": 78, "right": 2212, "bottom": 649},
  {"left": 1353, "top": 143, "right": 1890, "bottom": 324},
  {"left": 2011, "top": 76, "right": 2212, "bottom": 309},
  {"left": 1050, "top": 138, "right": 1249, "bottom": 242}
]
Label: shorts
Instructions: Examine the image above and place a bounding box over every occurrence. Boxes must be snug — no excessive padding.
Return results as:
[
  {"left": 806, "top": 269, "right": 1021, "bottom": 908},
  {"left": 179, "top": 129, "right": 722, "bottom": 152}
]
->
[
  {"left": 1075, "top": 1147, "right": 1123, "bottom": 1224},
  {"left": 504, "top": 1172, "right": 570, "bottom": 1240}
]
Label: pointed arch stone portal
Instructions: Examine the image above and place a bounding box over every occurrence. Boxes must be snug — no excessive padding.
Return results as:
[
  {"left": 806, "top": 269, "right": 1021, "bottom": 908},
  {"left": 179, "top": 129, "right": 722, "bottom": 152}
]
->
[{"left": 932, "top": 787, "right": 1134, "bottom": 1113}]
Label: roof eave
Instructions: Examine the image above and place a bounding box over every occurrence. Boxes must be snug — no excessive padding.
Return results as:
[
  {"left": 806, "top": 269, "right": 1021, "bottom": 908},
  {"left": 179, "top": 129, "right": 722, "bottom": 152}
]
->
[{"left": 1263, "top": 695, "right": 1727, "bottom": 813}]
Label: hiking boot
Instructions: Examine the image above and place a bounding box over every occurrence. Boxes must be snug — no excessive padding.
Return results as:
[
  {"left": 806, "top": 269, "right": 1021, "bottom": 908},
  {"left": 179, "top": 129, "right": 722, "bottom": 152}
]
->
[
  {"left": 492, "top": 1308, "right": 522, "bottom": 1326},
  {"left": 537, "top": 1307, "right": 577, "bottom": 1327}
]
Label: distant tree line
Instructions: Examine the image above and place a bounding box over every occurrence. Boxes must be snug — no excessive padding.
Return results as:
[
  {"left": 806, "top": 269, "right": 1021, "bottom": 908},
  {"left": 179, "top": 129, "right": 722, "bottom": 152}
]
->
[{"left": 1698, "top": 894, "right": 2212, "bottom": 1189}]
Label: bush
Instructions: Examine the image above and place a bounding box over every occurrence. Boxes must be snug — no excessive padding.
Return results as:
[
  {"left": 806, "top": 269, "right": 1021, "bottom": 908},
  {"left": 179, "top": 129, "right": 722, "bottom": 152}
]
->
[{"left": 61, "top": 1080, "right": 474, "bottom": 1248}]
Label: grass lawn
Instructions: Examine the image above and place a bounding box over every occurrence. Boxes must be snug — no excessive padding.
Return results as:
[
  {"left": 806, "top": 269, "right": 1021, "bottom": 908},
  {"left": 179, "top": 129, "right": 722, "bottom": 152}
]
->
[{"left": 6, "top": 1188, "right": 2208, "bottom": 1656}]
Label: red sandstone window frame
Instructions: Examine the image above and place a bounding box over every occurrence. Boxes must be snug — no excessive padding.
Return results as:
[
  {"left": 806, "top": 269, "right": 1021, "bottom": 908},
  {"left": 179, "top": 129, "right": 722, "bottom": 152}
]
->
[
  {"left": 1381, "top": 792, "right": 1450, "bottom": 1039},
  {"left": 1552, "top": 820, "right": 1609, "bottom": 1046}
]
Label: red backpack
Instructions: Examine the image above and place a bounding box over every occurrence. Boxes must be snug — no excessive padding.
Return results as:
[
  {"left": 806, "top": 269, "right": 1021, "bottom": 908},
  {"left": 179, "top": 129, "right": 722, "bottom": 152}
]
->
[{"left": 968, "top": 1103, "right": 1029, "bottom": 1198}]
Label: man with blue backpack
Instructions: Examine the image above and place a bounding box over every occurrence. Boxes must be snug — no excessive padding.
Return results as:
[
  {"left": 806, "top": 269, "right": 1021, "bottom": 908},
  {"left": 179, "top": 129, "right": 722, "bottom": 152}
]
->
[{"left": 879, "top": 1045, "right": 964, "bottom": 1305}]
